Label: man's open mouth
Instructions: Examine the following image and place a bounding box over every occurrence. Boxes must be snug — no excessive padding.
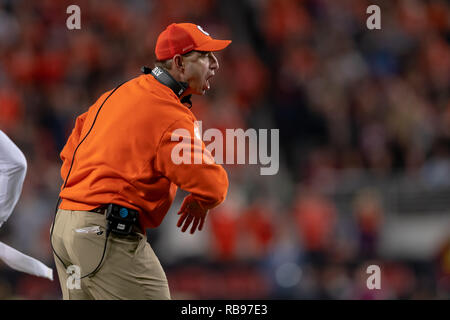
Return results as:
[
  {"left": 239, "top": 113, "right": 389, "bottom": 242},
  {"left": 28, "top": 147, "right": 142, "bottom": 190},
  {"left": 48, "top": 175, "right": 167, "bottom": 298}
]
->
[{"left": 205, "top": 75, "right": 213, "bottom": 90}]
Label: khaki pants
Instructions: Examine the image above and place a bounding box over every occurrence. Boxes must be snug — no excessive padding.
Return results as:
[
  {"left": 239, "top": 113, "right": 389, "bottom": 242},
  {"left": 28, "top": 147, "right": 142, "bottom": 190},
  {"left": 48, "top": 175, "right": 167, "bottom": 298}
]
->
[{"left": 51, "top": 209, "right": 171, "bottom": 300}]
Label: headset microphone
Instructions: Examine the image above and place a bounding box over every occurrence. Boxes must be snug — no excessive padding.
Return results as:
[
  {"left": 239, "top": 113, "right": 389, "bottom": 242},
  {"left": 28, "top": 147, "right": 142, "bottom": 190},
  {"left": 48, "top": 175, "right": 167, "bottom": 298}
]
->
[{"left": 141, "top": 66, "right": 152, "bottom": 74}]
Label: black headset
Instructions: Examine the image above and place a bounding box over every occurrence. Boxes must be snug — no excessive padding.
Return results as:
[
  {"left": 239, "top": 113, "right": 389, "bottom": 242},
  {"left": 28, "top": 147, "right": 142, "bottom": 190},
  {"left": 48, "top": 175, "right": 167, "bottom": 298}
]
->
[{"left": 141, "top": 66, "right": 193, "bottom": 108}]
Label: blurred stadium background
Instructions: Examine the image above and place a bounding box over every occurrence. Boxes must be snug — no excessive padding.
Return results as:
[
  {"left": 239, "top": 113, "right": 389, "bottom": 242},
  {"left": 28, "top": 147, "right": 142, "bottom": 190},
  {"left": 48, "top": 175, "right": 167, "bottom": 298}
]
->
[{"left": 0, "top": 0, "right": 449, "bottom": 299}]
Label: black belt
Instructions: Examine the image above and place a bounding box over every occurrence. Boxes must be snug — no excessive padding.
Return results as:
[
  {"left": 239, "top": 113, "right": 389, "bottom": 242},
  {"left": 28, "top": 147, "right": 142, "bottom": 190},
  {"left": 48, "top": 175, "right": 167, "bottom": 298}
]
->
[{"left": 89, "top": 206, "right": 108, "bottom": 215}]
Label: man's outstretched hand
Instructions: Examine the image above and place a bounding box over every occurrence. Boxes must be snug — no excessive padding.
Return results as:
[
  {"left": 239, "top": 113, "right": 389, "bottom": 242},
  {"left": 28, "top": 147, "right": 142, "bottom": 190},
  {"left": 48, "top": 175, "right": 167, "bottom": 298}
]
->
[{"left": 177, "top": 194, "right": 208, "bottom": 234}]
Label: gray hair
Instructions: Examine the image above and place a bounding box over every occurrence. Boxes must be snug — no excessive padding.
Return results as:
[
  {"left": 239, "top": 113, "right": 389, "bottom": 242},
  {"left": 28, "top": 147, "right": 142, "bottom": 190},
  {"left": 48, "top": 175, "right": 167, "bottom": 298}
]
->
[
  {"left": 154, "top": 59, "right": 172, "bottom": 70},
  {"left": 154, "top": 51, "right": 199, "bottom": 70}
]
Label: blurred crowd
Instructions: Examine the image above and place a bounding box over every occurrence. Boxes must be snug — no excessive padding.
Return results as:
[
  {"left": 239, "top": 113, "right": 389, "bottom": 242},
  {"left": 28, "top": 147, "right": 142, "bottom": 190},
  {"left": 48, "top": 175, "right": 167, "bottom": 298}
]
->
[{"left": 0, "top": 0, "right": 449, "bottom": 299}]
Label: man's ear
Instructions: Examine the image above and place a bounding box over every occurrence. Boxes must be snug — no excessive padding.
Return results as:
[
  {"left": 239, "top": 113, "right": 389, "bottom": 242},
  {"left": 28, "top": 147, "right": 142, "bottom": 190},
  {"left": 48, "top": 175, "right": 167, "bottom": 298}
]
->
[{"left": 173, "top": 54, "right": 184, "bottom": 72}]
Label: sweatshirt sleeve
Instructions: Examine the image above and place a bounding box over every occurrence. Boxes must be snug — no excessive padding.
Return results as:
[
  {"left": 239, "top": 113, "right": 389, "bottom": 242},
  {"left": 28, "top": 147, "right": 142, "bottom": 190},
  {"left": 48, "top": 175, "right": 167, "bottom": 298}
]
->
[
  {"left": 60, "top": 111, "right": 88, "bottom": 183},
  {"left": 155, "top": 117, "right": 229, "bottom": 210},
  {"left": 0, "top": 130, "right": 27, "bottom": 227}
]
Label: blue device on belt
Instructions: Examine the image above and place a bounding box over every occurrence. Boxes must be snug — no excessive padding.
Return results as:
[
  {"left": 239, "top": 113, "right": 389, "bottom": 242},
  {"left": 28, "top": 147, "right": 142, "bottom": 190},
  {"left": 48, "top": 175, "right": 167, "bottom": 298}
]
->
[
  {"left": 119, "top": 207, "right": 128, "bottom": 218},
  {"left": 106, "top": 204, "right": 138, "bottom": 236}
]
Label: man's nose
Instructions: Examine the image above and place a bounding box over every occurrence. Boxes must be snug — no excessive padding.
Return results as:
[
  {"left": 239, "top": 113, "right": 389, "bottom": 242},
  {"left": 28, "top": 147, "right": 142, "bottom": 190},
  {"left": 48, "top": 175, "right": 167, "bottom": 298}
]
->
[{"left": 210, "top": 53, "right": 219, "bottom": 71}]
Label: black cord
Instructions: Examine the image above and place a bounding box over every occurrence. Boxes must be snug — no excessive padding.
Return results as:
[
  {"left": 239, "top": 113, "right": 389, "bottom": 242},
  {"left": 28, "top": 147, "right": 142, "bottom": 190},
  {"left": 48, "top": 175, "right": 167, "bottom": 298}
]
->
[
  {"left": 50, "top": 197, "right": 65, "bottom": 269},
  {"left": 80, "top": 228, "right": 111, "bottom": 279},
  {"left": 50, "top": 82, "right": 125, "bottom": 278}
]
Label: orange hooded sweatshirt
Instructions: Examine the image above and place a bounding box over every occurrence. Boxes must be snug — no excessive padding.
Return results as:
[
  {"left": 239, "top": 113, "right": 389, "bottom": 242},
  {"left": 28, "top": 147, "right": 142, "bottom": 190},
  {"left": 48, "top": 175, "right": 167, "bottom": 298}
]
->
[{"left": 59, "top": 74, "right": 228, "bottom": 230}]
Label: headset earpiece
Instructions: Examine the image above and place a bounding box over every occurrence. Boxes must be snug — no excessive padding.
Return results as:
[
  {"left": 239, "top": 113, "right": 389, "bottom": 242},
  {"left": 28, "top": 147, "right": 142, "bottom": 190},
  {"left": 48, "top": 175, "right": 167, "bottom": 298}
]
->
[{"left": 143, "top": 66, "right": 189, "bottom": 99}]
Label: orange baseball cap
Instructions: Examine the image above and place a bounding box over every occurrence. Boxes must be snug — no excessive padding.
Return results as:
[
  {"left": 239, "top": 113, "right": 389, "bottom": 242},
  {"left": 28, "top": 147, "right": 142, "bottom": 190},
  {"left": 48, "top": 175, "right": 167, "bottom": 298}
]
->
[{"left": 155, "top": 23, "right": 232, "bottom": 61}]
